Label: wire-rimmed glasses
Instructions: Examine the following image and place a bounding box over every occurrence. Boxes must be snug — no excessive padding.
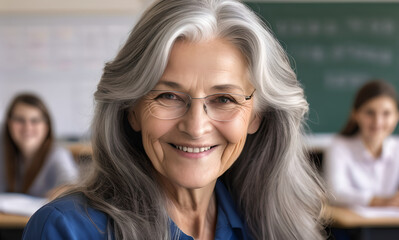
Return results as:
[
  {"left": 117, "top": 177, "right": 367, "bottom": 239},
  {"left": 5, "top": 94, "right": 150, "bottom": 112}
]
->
[{"left": 145, "top": 89, "right": 255, "bottom": 121}]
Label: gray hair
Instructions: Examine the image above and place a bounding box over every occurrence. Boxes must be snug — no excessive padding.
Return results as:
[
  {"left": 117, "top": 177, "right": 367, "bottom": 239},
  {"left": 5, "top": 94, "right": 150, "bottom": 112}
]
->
[{"left": 76, "top": 0, "right": 327, "bottom": 239}]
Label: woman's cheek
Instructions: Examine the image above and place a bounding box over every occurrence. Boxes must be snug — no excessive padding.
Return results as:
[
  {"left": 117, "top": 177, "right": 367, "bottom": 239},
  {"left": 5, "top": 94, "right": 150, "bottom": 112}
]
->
[
  {"left": 218, "top": 115, "right": 251, "bottom": 168},
  {"left": 140, "top": 116, "right": 177, "bottom": 167},
  {"left": 218, "top": 108, "right": 252, "bottom": 143}
]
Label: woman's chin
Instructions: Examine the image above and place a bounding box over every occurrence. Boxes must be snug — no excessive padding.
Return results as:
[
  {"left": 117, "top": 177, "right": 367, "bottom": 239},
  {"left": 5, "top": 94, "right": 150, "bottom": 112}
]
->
[{"left": 162, "top": 172, "right": 219, "bottom": 190}]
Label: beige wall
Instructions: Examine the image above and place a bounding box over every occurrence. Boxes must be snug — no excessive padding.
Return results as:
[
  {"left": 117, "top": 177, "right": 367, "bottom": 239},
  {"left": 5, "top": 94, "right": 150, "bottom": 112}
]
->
[
  {"left": 0, "top": 0, "right": 154, "bottom": 138},
  {"left": 0, "top": 0, "right": 154, "bottom": 13}
]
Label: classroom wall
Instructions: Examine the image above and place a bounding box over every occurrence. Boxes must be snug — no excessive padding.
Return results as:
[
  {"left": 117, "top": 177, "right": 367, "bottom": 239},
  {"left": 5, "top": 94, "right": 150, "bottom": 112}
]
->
[
  {"left": 0, "top": 0, "right": 153, "bottom": 13},
  {"left": 0, "top": 15, "right": 132, "bottom": 139},
  {"left": 0, "top": 0, "right": 155, "bottom": 140}
]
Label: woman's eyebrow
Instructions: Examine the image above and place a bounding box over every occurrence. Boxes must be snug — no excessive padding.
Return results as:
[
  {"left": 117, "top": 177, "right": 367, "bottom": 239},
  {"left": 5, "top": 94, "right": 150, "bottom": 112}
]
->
[
  {"left": 156, "top": 80, "right": 182, "bottom": 89},
  {"left": 211, "top": 84, "right": 244, "bottom": 93},
  {"left": 156, "top": 80, "right": 245, "bottom": 93}
]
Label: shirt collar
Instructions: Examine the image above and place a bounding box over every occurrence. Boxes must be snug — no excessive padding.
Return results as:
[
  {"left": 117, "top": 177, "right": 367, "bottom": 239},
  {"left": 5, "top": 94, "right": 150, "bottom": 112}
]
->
[{"left": 355, "top": 134, "right": 394, "bottom": 162}]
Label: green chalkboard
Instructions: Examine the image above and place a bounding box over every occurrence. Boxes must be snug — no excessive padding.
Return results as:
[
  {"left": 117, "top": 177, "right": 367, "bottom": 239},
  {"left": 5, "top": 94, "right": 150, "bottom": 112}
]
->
[{"left": 246, "top": 2, "right": 399, "bottom": 134}]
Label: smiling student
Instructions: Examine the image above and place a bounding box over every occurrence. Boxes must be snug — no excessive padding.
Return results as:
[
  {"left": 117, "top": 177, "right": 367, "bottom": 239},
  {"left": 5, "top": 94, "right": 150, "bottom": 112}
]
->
[
  {"left": 0, "top": 93, "right": 78, "bottom": 197},
  {"left": 324, "top": 80, "right": 399, "bottom": 207},
  {"left": 23, "top": 0, "right": 326, "bottom": 239}
]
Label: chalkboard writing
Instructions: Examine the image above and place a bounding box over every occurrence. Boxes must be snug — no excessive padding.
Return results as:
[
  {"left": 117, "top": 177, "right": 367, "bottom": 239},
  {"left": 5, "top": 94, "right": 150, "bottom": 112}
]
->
[{"left": 246, "top": 2, "right": 399, "bottom": 134}]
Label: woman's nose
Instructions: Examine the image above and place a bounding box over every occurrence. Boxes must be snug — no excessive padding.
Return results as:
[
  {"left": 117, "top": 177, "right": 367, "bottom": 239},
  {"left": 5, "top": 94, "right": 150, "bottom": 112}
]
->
[
  {"left": 177, "top": 99, "right": 213, "bottom": 139},
  {"left": 22, "top": 120, "right": 34, "bottom": 129},
  {"left": 375, "top": 114, "right": 385, "bottom": 126}
]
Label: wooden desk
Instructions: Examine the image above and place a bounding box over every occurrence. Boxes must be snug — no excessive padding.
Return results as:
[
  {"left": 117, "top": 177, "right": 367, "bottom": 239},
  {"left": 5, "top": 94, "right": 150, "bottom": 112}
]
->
[
  {"left": 65, "top": 142, "right": 93, "bottom": 164},
  {"left": 0, "top": 213, "right": 29, "bottom": 229},
  {"left": 0, "top": 213, "right": 28, "bottom": 240},
  {"left": 327, "top": 206, "right": 399, "bottom": 240},
  {"left": 327, "top": 206, "right": 399, "bottom": 228}
]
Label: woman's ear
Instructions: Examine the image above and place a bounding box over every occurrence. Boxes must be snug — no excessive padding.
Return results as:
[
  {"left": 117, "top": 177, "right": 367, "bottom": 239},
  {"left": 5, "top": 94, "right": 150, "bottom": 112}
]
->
[
  {"left": 247, "top": 113, "right": 261, "bottom": 134},
  {"left": 128, "top": 109, "right": 141, "bottom": 132}
]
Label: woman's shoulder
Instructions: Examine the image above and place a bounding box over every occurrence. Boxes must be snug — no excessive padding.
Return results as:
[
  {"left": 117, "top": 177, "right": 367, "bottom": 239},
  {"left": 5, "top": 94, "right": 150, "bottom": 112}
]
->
[
  {"left": 23, "top": 193, "right": 110, "bottom": 239},
  {"left": 326, "top": 135, "right": 362, "bottom": 161},
  {"left": 48, "top": 145, "right": 74, "bottom": 160},
  {"left": 331, "top": 134, "right": 365, "bottom": 148},
  {"left": 44, "top": 145, "right": 77, "bottom": 170},
  {"left": 388, "top": 135, "right": 399, "bottom": 144},
  {"left": 41, "top": 193, "right": 96, "bottom": 214},
  {"left": 386, "top": 135, "right": 399, "bottom": 153}
]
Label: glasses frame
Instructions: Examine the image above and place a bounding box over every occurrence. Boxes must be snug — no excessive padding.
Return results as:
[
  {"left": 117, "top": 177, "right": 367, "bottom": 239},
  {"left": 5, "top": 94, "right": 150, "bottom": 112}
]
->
[
  {"left": 146, "top": 89, "right": 256, "bottom": 121},
  {"left": 9, "top": 116, "right": 46, "bottom": 125}
]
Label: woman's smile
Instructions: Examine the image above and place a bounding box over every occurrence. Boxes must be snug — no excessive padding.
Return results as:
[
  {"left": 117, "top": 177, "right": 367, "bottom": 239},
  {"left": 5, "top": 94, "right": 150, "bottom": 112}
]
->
[{"left": 169, "top": 143, "right": 218, "bottom": 158}]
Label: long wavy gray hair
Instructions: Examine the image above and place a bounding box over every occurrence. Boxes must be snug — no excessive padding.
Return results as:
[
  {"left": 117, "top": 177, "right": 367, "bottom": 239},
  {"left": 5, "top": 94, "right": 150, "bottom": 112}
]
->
[{"left": 74, "top": 0, "right": 326, "bottom": 239}]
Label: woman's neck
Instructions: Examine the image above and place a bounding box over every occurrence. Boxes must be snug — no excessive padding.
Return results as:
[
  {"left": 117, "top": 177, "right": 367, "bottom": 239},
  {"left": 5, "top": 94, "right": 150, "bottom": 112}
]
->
[
  {"left": 20, "top": 148, "right": 36, "bottom": 163},
  {"left": 362, "top": 137, "right": 384, "bottom": 159},
  {"left": 163, "top": 180, "right": 217, "bottom": 240}
]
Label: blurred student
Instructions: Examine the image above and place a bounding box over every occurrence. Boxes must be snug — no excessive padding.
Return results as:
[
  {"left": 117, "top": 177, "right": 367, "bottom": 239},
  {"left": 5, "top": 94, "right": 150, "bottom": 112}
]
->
[
  {"left": 324, "top": 80, "right": 399, "bottom": 207},
  {"left": 0, "top": 93, "right": 78, "bottom": 198}
]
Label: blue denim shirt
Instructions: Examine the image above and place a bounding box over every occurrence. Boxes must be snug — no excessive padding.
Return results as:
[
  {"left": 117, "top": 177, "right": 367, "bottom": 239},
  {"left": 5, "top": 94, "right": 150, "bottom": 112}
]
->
[{"left": 23, "top": 180, "right": 252, "bottom": 239}]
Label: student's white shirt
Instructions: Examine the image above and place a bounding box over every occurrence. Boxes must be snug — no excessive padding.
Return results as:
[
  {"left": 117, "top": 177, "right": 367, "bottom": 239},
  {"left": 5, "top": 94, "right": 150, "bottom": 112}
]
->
[{"left": 324, "top": 135, "right": 399, "bottom": 207}]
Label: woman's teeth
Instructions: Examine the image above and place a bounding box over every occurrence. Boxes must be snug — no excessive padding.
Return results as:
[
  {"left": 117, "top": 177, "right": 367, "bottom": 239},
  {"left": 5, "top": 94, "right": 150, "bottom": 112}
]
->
[{"left": 175, "top": 145, "right": 212, "bottom": 153}]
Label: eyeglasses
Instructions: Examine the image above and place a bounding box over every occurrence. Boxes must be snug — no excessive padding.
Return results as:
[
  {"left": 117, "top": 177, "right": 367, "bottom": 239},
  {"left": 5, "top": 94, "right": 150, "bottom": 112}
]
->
[
  {"left": 145, "top": 89, "right": 255, "bottom": 121},
  {"left": 10, "top": 116, "right": 45, "bottom": 125}
]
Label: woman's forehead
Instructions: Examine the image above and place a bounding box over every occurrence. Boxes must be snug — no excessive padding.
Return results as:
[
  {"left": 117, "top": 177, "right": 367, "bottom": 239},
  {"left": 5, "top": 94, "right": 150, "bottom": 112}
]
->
[
  {"left": 12, "top": 103, "right": 42, "bottom": 116},
  {"left": 157, "top": 39, "right": 252, "bottom": 93}
]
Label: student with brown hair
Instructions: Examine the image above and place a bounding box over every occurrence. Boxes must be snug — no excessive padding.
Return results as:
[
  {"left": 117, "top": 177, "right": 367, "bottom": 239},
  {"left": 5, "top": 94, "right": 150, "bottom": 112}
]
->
[
  {"left": 325, "top": 79, "right": 399, "bottom": 207},
  {"left": 0, "top": 93, "right": 78, "bottom": 197}
]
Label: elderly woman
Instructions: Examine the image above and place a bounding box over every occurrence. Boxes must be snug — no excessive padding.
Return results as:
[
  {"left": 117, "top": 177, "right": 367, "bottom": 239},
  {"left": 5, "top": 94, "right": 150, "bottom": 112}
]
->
[{"left": 23, "top": 0, "right": 326, "bottom": 239}]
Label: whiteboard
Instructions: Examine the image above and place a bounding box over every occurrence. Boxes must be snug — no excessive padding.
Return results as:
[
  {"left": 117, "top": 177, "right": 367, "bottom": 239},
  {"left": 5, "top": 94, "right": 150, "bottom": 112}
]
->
[{"left": 0, "top": 14, "right": 138, "bottom": 140}]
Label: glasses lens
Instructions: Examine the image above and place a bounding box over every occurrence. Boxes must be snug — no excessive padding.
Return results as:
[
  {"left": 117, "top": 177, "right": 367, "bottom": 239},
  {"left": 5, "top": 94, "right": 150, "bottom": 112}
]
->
[
  {"left": 148, "top": 91, "right": 188, "bottom": 119},
  {"left": 205, "top": 93, "right": 245, "bottom": 121}
]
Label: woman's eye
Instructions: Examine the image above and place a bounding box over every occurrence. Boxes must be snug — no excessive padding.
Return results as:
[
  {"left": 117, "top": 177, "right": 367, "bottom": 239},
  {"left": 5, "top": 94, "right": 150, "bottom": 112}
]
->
[
  {"left": 216, "top": 95, "right": 237, "bottom": 104},
  {"left": 383, "top": 111, "right": 391, "bottom": 117},
  {"left": 157, "top": 93, "right": 179, "bottom": 100},
  {"left": 364, "top": 110, "right": 375, "bottom": 116}
]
